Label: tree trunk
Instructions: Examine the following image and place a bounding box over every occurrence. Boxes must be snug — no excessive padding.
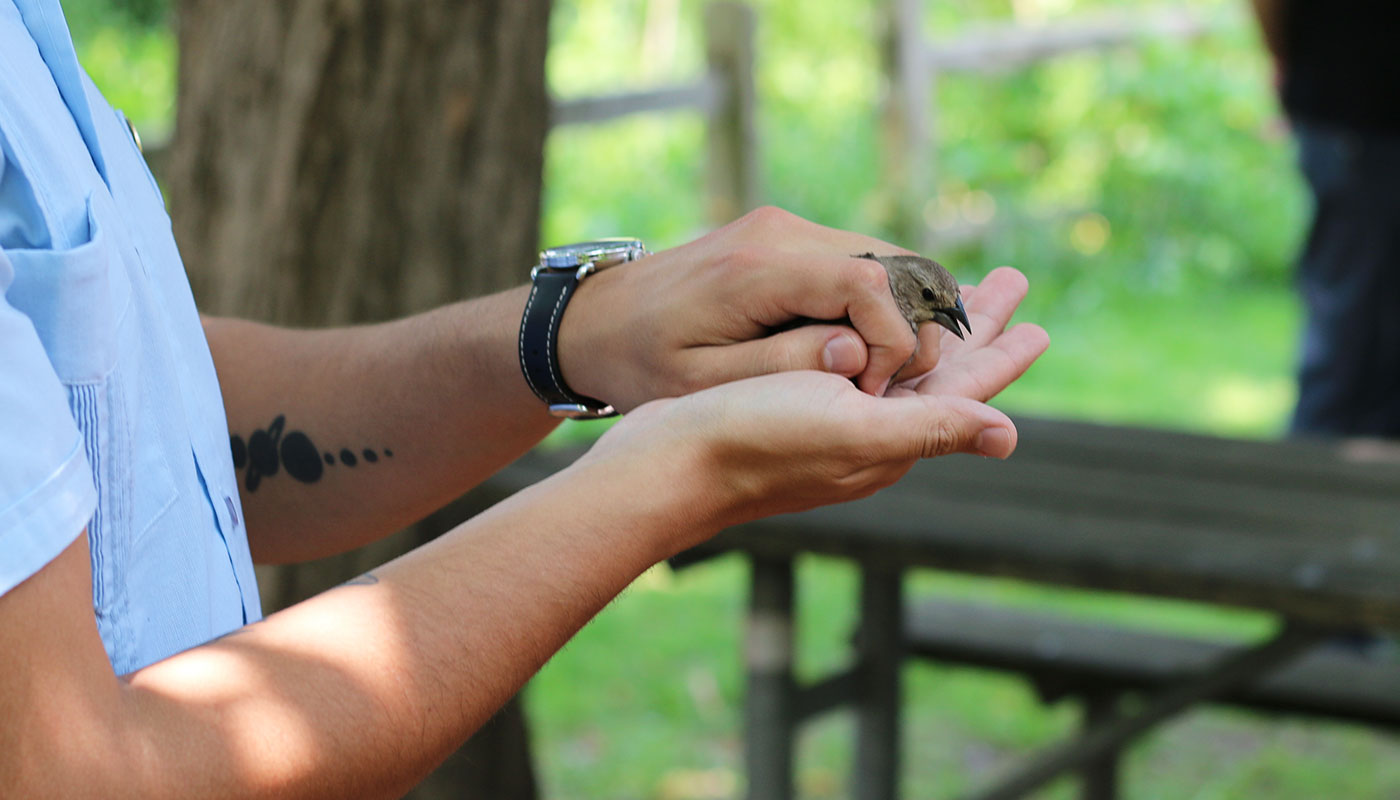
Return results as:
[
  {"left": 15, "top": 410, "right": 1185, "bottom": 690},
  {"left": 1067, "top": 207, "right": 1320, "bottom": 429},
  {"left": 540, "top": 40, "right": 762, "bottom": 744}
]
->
[
  {"left": 168, "top": 2, "right": 551, "bottom": 797},
  {"left": 170, "top": 0, "right": 549, "bottom": 320}
]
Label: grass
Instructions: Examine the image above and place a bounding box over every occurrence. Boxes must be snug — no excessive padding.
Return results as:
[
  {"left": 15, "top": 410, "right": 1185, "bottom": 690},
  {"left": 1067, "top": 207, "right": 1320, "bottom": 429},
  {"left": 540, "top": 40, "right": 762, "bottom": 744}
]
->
[
  {"left": 998, "top": 279, "right": 1301, "bottom": 437},
  {"left": 529, "top": 557, "right": 1400, "bottom": 800}
]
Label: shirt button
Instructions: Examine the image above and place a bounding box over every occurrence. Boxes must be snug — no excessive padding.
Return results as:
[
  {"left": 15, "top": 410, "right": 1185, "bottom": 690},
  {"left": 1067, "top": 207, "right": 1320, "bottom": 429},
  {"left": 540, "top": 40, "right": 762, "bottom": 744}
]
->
[
  {"left": 224, "top": 495, "right": 239, "bottom": 527},
  {"left": 122, "top": 113, "right": 143, "bottom": 153}
]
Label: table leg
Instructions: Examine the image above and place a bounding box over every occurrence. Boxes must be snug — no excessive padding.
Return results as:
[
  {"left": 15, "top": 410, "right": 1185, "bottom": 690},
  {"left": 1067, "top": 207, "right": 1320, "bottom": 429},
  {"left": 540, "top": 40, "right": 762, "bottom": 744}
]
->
[
  {"left": 1080, "top": 692, "right": 1120, "bottom": 800},
  {"left": 746, "top": 555, "right": 795, "bottom": 800},
  {"left": 855, "top": 564, "right": 904, "bottom": 800},
  {"left": 965, "top": 623, "right": 1328, "bottom": 800}
]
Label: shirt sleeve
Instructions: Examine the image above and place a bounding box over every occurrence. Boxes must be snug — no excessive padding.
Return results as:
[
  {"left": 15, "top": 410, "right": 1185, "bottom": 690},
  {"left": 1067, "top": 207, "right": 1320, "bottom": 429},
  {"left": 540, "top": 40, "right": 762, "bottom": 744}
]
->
[{"left": 0, "top": 141, "right": 96, "bottom": 598}]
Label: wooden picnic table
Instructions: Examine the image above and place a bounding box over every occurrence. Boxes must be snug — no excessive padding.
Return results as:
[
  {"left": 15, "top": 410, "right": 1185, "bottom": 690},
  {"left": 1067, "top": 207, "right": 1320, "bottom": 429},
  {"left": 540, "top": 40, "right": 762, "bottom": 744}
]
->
[{"left": 474, "top": 416, "right": 1400, "bottom": 799}]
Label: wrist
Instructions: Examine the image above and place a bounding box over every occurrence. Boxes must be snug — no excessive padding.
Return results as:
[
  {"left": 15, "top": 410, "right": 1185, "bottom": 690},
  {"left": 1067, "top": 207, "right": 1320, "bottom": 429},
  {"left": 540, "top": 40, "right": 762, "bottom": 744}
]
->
[
  {"left": 569, "top": 402, "right": 733, "bottom": 558},
  {"left": 554, "top": 262, "right": 628, "bottom": 408},
  {"left": 520, "top": 239, "right": 648, "bottom": 418}
]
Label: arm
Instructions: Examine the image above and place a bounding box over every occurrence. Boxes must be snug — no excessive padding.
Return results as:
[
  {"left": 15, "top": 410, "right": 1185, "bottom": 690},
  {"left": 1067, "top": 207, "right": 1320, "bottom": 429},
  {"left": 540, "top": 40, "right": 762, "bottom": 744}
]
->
[
  {"left": 211, "top": 207, "right": 950, "bottom": 564},
  {"left": 203, "top": 287, "right": 558, "bottom": 564},
  {"left": 3, "top": 271, "right": 1047, "bottom": 799}
]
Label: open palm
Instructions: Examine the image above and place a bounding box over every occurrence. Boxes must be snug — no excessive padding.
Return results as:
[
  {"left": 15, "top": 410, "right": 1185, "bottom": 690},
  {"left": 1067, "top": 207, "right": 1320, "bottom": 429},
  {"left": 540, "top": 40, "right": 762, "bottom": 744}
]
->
[{"left": 890, "top": 267, "right": 1049, "bottom": 402}]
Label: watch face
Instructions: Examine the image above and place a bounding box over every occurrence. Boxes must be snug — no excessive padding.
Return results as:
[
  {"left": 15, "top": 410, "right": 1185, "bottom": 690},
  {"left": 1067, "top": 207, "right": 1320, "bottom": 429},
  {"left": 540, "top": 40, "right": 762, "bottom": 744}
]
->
[{"left": 540, "top": 238, "right": 646, "bottom": 269}]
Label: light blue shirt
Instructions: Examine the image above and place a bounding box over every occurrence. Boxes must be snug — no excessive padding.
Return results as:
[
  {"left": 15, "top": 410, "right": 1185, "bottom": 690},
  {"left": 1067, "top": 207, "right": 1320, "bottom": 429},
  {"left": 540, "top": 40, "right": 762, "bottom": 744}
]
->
[{"left": 0, "top": 0, "right": 261, "bottom": 674}]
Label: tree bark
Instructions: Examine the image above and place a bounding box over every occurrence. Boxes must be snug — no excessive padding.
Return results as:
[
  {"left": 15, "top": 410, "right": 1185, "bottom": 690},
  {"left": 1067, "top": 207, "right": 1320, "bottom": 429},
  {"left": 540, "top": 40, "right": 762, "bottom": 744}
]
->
[
  {"left": 170, "top": 0, "right": 549, "bottom": 320},
  {"left": 168, "top": 2, "right": 551, "bottom": 797}
]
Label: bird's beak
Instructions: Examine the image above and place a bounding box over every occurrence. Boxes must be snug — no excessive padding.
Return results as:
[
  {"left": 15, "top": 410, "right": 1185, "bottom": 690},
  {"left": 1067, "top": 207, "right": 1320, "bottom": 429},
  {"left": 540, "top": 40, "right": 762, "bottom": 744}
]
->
[
  {"left": 953, "top": 297, "right": 971, "bottom": 336},
  {"left": 931, "top": 297, "right": 972, "bottom": 340}
]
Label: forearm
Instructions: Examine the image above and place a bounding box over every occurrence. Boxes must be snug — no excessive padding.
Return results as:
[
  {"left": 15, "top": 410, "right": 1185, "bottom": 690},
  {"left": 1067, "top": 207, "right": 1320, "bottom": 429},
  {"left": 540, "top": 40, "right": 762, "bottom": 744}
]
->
[
  {"left": 118, "top": 456, "right": 693, "bottom": 799},
  {"left": 204, "top": 287, "right": 559, "bottom": 563}
]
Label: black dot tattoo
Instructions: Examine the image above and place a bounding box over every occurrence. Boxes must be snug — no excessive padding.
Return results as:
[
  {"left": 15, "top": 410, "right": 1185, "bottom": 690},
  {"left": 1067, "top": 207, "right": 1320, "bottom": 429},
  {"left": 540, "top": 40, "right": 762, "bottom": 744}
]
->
[
  {"left": 230, "top": 414, "right": 392, "bottom": 492},
  {"left": 281, "top": 431, "right": 323, "bottom": 484},
  {"left": 230, "top": 435, "right": 248, "bottom": 469}
]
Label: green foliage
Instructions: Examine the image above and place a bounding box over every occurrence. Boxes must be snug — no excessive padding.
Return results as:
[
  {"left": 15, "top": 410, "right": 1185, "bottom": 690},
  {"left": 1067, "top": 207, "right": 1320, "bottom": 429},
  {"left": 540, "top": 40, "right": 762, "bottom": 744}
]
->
[
  {"left": 62, "top": 0, "right": 175, "bottom": 135},
  {"left": 544, "top": 0, "right": 1307, "bottom": 439}
]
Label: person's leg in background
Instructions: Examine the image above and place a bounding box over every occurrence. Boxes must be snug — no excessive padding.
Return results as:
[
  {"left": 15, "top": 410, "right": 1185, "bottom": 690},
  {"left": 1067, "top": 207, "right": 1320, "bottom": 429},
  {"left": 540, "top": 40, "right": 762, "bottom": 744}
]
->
[{"left": 1292, "top": 122, "right": 1400, "bottom": 437}]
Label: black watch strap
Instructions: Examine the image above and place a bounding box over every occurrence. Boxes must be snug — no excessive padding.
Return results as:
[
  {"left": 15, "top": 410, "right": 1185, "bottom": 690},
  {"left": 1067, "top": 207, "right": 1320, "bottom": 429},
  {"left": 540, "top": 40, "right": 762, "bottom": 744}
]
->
[{"left": 518, "top": 269, "right": 616, "bottom": 417}]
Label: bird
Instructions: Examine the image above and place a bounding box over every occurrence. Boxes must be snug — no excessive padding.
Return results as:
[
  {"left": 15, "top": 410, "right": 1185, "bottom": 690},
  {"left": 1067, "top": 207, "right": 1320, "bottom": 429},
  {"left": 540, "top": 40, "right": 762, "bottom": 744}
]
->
[
  {"left": 854, "top": 252, "right": 971, "bottom": 339},
  {"left": 772, "top": 253, "right": 971, "bottom": 341}
]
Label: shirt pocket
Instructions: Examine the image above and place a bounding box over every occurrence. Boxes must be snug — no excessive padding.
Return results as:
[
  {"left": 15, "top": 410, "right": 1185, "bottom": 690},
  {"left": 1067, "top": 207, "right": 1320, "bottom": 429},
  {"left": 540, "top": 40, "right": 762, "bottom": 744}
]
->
[{"left": 5, "top": 195, "right": 178, "bottom": 661}]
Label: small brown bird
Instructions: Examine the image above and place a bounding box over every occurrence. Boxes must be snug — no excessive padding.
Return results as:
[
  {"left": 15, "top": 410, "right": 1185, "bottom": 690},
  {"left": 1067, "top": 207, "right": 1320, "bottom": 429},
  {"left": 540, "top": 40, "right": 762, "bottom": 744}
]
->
[{"left": 853, "top": 252, "right": 971, "bottom": 339}]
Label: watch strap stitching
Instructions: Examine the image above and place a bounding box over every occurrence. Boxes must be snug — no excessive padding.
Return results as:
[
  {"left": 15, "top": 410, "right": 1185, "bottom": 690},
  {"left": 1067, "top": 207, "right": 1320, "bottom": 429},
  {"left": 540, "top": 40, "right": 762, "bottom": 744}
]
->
[
  {"left": 544, "top": 275, "right": 572, "bottom": 395},
  {"left": 519, "top": 279, "right": 549, "bottom": 402}
]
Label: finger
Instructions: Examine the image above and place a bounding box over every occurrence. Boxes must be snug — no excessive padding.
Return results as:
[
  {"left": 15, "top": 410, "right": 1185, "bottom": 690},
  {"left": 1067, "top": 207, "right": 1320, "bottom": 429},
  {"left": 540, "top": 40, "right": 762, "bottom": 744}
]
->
[
  {"left": 731, "top": 252, "right": 917, "bottom": 396},
  {"left": 836, "top": 257, "right": 920, "bottom": 395},
  {"left": 915, "top": 322, "right": 1050, "bottom": 401},
  {"left": 691, "top": 325, "right": 870, "bottom": 384},
  {"left": 960, "top": 267, "right": 1030, "bottom": 348},
  {"left": 869, "top": 394, "right": 1019, "bottom": 460},
  {"left": 890, "top": 322, "right": 944, "bottom": 387},
  {"left": 741, "top": 207, "right": 917, "bottom": 258}
]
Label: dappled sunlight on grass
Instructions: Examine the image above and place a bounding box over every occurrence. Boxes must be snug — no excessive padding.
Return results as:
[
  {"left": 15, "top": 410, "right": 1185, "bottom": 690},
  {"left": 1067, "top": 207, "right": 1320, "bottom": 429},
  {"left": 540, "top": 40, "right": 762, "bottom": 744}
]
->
[{"left": 1202, "top": 375, "right": 1295, "bottom": 432}]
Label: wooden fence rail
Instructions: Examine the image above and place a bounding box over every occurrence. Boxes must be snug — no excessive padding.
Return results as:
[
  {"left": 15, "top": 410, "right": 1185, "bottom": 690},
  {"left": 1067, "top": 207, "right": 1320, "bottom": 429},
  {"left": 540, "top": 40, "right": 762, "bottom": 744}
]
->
[{"left": 548, "top": 1, "right": 758, "bottom": 226}]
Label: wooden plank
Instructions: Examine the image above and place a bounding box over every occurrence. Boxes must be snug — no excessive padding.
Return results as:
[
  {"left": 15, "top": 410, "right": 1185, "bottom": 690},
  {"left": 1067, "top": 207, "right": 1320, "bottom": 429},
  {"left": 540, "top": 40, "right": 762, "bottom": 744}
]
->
[
  {"left": 887, "top": 456, "right": 1400, "bottom": 545},
  {"left": 793, "top": 668, "right": 861, "bottom": 723},
  {"left": 924, "top": 9, "right": 1213, "bottom": 74},
  {"left": 482, "top": 419, "right": 1400, "bottom": 626},
  {"left": 855, "top": 565, "right": 903, "bottom": 800},
  {"left": 903, "top": 601, "right": 1400, "bottom": 727},
  {"left": 697, "top": 493, "right": 1400, "bottom": 628},
  {"left": 1080, "top": 693, "right": 1121, "bottom": 800},
  {"left": 746, "top": 556, "right": 796, "bottom": 800},
  {"left": 1009, "top": 416, "right": 1400, "bottom": 496},
  {"left": 704, "top": 2, "right": 759, "bottom": 223},
  {"left": 881, "top": 0, "right": 934, "bottom": 250},
  {"left": 548, "top": 78, "right": 724, "bottom": 127},
  {"left": 964, "top": 625, "right": 1327, "bottom": 800}
]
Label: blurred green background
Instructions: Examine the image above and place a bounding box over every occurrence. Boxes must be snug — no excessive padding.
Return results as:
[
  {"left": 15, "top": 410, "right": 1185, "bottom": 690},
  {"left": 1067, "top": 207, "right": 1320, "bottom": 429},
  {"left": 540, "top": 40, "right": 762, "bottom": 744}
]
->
[{"left": 68, "top": 0, "right": 1400, "bottom": 797}]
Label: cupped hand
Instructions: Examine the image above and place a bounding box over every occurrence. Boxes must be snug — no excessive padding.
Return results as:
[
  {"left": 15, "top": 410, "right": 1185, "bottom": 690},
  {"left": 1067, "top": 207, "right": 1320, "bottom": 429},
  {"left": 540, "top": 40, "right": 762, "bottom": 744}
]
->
[
  {"left": 557, "top": 207, "right": 939, "bottom": 411},
  {"left": 577, "top": 282, "right": 1045, "bottom": 553},
  {"left": 888, "top": 267, "right": 1050, "bottom": 403}
]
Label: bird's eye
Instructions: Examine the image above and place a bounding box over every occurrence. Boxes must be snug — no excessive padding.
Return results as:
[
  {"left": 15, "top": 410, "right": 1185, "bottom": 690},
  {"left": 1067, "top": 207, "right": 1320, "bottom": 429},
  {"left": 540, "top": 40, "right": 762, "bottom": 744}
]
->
[{"left": 921, "top": 287, "right": 936, "bottom": 302}]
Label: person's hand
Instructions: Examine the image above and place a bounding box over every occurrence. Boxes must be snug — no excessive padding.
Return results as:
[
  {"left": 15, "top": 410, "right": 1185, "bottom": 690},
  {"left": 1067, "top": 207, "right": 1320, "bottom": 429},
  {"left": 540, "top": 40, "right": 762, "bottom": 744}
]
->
[
  {"left": 573, "top": 272, "right": 1046, "bottom": 554},
  {"left": 557, "top": 207, "right": 948, "bottom": 411},
  {"left": 890, "top": 266, "right": 1049, "bottom": 404}
]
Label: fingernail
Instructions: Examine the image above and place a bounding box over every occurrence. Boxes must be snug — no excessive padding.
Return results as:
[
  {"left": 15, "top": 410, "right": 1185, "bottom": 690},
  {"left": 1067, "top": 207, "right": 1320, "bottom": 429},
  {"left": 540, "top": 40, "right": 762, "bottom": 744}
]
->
[
  {"left": 822, "top": 334, "right": 862, "bottom": 375},
  {"left": 975, "top": 428, "right": 1012, "bottom": 458}
]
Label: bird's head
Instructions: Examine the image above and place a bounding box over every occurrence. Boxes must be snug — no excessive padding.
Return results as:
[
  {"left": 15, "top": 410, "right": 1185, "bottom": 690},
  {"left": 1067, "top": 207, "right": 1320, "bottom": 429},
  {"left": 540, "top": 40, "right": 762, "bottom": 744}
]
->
[{"left": 855, "top": 253, "right": 972, "bottom": 339}]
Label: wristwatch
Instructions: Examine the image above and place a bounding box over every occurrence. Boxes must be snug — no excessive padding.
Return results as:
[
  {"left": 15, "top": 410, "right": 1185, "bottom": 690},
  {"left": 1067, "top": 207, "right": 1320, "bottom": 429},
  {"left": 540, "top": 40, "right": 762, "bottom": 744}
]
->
[{"left": 519, "top": 238, "right": 649, "bottom": 418}]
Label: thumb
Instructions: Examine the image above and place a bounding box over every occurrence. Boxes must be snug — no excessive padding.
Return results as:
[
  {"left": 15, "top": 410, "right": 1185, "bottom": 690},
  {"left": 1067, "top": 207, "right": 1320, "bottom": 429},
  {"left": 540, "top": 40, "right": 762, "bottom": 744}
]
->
[
  {"left": 697, "top": 325, "right": 869, "bottom": 382},
  {"left": 880, "top": 395, "right": 1018, "bottom": 460}
]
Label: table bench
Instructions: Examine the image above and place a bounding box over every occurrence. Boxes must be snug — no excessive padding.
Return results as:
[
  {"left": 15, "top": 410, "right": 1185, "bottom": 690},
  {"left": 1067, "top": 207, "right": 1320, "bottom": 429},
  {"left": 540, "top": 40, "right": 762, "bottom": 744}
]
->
[
  {"left": 477, "top": 415, "right": 1400, "bottom": 799},
  {"left": 669, "top": 416, "right": 1400, "bottom": 799},
  {"left": 899, "top": 598, "right": 1400, "bottom": 798},
  {"left": 903, "top": 598, "right": 1400, "bottom": 730}
]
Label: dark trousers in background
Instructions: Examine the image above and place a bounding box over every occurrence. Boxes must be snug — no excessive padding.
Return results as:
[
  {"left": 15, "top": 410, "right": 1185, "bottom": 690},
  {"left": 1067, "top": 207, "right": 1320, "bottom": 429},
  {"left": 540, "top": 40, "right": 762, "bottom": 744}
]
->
[{"left": 1292, "top": 121, "right": 1400, "bottom": 437}]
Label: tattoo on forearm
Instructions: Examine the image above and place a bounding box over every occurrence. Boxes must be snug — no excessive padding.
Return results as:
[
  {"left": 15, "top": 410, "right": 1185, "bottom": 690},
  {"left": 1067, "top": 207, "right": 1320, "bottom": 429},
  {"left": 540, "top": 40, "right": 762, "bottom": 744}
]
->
[
  {"left": 230, "top": 414, "right": 394, "bottom": 492},
  {"left": 343, "top": 572, "right": 380, "bottom": 587}
]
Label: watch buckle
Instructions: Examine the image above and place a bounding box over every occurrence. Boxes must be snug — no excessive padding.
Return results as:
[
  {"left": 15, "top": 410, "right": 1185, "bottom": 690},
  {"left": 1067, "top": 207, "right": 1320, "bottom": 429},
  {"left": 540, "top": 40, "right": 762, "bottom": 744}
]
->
[{"left": 549, "top": 402, "right": 618, "bottom": 419}]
